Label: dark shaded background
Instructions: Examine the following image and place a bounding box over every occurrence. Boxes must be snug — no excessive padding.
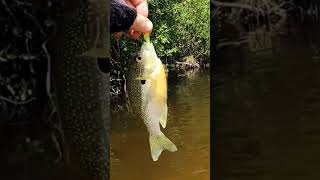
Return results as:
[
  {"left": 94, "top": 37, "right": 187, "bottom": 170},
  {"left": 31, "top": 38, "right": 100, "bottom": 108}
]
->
[
  {"left": 0, "top": 1, "right": 110, "bottom": 179},
  {"left": 213, "top": 0, "right": 320, "bottom": 179},
  {"left": 0, "top": 1, "right": 65, "bottom": 179}
]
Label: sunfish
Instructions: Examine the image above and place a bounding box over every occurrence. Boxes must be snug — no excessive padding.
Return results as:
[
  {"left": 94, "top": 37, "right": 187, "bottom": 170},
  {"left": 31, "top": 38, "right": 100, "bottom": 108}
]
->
[{"left": 128, "top": 34, "right": 177, "bottom": 161}]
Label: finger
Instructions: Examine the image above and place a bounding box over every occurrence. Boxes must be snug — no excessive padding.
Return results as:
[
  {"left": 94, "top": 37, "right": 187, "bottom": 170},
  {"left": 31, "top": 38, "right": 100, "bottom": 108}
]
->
[
  {"left": 136, "top": 0, "right": 148, "bottom": 17},
  {"left": 130, "top": 13, "right": 153, "bottom": 33},
  {"left": 129, "top": 30, "right": 142, "bottom": 39},
  {"left": 130, "top": 0, "right": 145, "bottom": 7},
  {"left": 127, "top": 29, "right": 141, "bottom": 39},
  {"left": 124, "top": 0, "right": 135, "bottom": 8}
]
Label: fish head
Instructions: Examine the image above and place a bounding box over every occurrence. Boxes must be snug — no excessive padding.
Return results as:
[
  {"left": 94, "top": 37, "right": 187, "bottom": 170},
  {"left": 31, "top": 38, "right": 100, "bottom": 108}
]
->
[{"left": 135, "top": 42, "right": 159, "bottom": 81}]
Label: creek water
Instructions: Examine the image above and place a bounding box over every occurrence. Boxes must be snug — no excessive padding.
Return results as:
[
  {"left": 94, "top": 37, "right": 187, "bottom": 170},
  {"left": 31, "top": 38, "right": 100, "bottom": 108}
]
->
[
  {"left": 214, "top": 23, "right": 320, "bottom": 179},
  {"left": 111, "top": 70, "right": 211, "bottom": 180}
]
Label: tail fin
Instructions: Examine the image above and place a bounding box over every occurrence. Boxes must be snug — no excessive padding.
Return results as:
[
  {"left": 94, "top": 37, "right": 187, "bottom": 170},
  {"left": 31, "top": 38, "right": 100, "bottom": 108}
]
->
[{"left": 149, "top": 133, "right": 177, "bottom": 161}]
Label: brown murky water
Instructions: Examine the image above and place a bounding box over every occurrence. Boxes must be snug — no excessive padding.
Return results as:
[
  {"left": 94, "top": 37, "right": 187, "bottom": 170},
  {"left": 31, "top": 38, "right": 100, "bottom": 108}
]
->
[
  {"left": 214, "top": 23, "right": 320, "bottom": 179},
  {"left": 111, "top": 71, "right": 210, "bottom": 180}
]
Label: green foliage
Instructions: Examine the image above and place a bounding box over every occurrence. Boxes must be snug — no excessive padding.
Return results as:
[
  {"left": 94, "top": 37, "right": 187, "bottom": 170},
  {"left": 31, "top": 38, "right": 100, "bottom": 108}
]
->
[
  {"left": 111, "top": 0, "right": 210, "bottom": 64},
  {"left": 149, "top": 0, "right": 210, "bottom": 60}
]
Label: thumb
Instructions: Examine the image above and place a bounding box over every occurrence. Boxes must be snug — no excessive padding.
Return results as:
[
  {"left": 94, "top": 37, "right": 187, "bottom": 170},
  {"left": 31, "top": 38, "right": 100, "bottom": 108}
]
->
[{"left": 129, "top": 13, "right": 153, "bottom": 34}]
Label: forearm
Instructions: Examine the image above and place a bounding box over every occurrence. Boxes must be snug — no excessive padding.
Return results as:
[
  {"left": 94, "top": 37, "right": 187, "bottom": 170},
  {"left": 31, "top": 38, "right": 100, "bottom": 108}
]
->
[{"left": 110, "top": 0, "right": 137, "bottom": 33}]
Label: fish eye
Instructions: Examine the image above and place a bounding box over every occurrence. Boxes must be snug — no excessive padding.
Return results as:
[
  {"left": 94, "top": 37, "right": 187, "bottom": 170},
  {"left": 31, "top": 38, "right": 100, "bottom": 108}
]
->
[
  {"left": 136, "top": 56, "right": 142, "bottom": 62},
  {"left": 140, "top": 80, "right": 146, "bottom": 84}
]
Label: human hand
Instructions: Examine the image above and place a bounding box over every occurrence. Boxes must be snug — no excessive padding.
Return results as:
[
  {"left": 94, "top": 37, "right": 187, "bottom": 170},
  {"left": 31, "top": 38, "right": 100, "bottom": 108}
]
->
[{"left": 111, "top": 0, "right": 153, "bottom": 39}]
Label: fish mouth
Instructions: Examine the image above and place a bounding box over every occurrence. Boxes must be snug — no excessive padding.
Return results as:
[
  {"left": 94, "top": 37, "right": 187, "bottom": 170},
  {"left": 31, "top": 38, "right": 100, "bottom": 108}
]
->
[{"left": 140, "top": 80, "right": 146, "bottom": 84}]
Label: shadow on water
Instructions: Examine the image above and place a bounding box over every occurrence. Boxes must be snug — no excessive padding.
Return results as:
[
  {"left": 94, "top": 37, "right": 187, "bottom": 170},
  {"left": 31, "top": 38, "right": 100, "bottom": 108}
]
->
[
  {"left": 215, "top": 22, "right": 320, "bottom": 179},
  {"left": 111, "top": 70, "right": 210, "bottom": 180}
]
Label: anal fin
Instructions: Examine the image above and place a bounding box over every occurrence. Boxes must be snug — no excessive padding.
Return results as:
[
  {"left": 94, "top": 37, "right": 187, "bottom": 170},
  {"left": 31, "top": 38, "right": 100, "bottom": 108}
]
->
[{"left": 160, "top": 104, "right": 167, "bottom": 128}]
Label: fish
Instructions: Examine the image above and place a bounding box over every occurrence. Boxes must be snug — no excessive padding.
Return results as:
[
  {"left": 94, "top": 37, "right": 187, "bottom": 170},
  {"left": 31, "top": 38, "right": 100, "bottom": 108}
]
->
[
  {"left": 127, "top": 34, "right": 177, "bottom": 161},
  {"left": 49, "top": 1, "right": 110, "bottom": 179}
]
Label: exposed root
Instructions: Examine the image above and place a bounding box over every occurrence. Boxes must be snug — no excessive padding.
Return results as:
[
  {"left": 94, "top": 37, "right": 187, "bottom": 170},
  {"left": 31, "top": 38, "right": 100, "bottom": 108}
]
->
[
  {"left": 0, "top": 96, "right": 36, "bottom": 105},
  {"left": 213, "top": 0, "right": 303, "bottom": 32},
  {"left": 51, "top": 132, "right": 62, "bottom": 163}
]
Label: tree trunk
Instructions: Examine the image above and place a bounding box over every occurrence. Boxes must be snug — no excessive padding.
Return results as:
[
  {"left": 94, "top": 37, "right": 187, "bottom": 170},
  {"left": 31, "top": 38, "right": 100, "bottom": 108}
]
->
[{"left": 49, "top": 0, "right": 110, "bottom": 179}]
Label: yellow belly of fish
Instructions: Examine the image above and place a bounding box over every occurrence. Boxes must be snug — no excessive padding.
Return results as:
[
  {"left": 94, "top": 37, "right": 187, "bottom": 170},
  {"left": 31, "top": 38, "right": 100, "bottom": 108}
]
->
[{"left": 150, "top": 64, "right": 167, "bottom": 99}]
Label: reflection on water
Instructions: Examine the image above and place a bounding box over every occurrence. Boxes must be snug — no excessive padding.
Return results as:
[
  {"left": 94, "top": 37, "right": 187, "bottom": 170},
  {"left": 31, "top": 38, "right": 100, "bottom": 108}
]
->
[
  {"left": 215, "top": 24, "right": 320, "bottom": 179},
  {"left": 111, "top": 71, "right": 210, "bottom": 180}
]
